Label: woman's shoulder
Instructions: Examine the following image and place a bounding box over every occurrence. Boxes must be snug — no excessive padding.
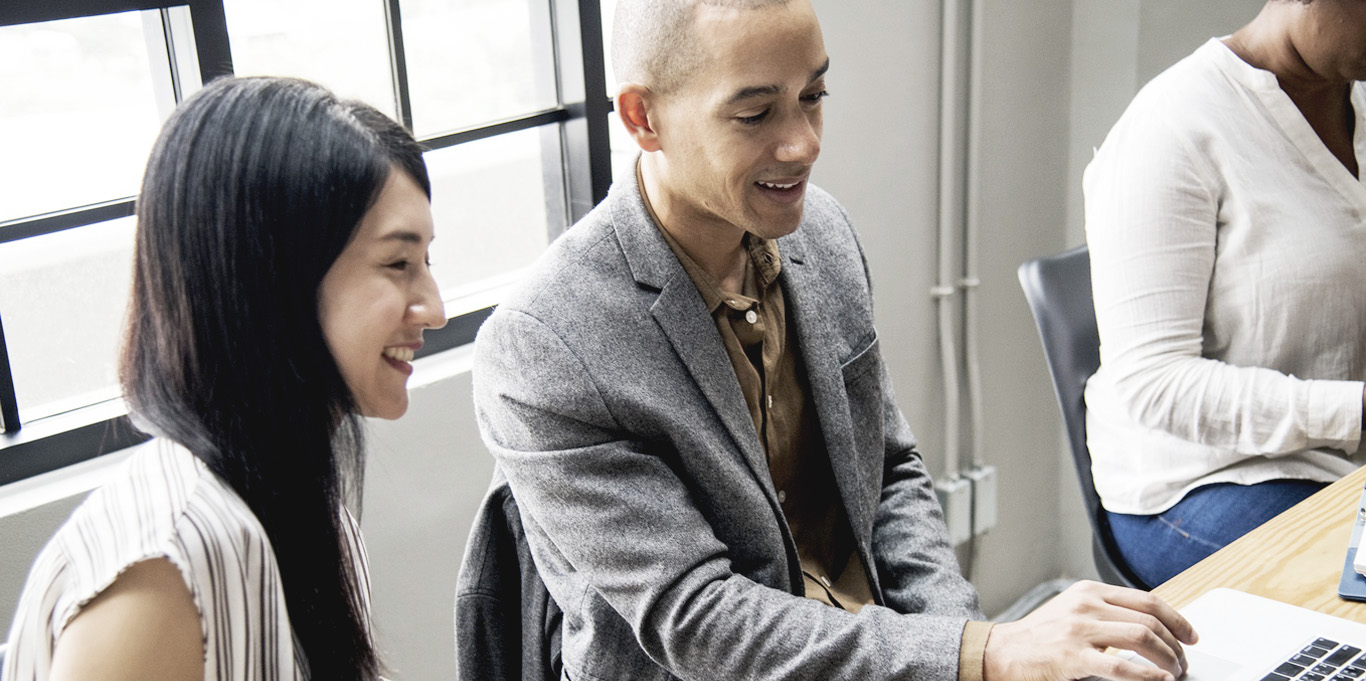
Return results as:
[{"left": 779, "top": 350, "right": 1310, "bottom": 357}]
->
[
  {"left": 1125, "top": 39, "right": 1248, "bottom": 121},
  {"left": 6, "top": 439, "right": 307, "bottom": 679},
  {"left": 40, "top": 440, "right": 273, "bottom": 631},
  {"left": 1090, "top": 39, "right": 1259, "bottom": 179}
]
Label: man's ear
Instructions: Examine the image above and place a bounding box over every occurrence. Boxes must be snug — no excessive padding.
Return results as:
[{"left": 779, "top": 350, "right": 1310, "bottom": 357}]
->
[{"left": 616, "top": 84, "right": 663, "bottom": 153}]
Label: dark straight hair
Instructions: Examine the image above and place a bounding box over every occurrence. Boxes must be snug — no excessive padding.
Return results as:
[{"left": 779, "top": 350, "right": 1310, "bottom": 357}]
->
[{"left": 122, "top": 76, "right": 429, "bottom": 681}]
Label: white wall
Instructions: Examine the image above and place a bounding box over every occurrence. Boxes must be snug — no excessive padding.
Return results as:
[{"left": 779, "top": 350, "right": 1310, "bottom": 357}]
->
[{"left": 0, "top": 1, "right": 1274, "bottom": 677}]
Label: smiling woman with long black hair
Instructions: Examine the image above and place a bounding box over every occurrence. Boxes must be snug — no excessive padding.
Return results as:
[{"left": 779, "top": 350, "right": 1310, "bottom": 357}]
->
[{"left": 1, "top": 76, "right": 445, "bottom": 680}]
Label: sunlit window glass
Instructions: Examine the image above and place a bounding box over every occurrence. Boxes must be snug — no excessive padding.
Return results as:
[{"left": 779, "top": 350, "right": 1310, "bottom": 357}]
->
[
  {"left": 425, "top": 128, "right": 552, "bottom": 302},
  {"left": 600, "top": 0, "right": 618, "bottom": 97},
  {"left": 606, "top": 111, "right": 637, "bottom": 189},
  {"left": 223, "top": 0, "right": 397, "bottom": 120},
  {"left": 0, "top": 12, "right": 167, "bottom": 224},
  {"left": 402, "top": 0, "right": 558, "bottom": 138},
  {"left": 0, "top": 218, "right": 135, "bottom": 422}
]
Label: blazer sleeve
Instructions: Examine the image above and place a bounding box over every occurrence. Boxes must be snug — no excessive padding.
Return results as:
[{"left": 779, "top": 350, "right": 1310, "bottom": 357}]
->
[{"left": 474, "top": 306, "right": 974, "bottom": 681}]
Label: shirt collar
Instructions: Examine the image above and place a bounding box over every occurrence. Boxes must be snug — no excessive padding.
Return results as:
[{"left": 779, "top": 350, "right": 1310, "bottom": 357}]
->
[{"left": 636, "top": 160, "right": 783, "bottom": 313}]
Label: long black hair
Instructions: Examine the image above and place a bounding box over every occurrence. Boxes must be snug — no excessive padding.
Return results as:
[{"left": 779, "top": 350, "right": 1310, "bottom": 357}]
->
[{"left": 122, "top": 76, "right": 429, "bottom": 680}]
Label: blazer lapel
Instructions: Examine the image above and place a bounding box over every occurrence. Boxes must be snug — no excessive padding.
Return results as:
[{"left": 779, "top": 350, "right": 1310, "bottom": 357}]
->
[
  {"left": 609, "top": 176, "right": 774, "bottom": 490},
  {"left": 778, "top": 232, "right": 872, "bottom": 540}
]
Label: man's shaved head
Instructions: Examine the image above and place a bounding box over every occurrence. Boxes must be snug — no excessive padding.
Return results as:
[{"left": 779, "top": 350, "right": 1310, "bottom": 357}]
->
[{"left": 611, "top": 0, "right": 792, "bottom": 94}]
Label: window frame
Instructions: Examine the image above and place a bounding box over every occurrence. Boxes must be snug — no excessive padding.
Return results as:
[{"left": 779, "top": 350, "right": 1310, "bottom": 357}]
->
[{"left": 0, "top": 0, "right": 614, "bottom": 485}]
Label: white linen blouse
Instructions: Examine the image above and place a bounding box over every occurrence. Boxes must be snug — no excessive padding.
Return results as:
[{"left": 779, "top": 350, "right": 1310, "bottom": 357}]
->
[{"left": 1083, "top": 38, "right": 1366, "bottom": 515}]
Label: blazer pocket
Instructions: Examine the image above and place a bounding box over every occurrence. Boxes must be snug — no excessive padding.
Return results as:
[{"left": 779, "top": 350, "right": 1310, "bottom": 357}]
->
[
  {"left": 841, "top": 334, "right": 885, "bottom": 476},
  {"left": 840, "top": 333, "right": 881, "bottom": 383}
]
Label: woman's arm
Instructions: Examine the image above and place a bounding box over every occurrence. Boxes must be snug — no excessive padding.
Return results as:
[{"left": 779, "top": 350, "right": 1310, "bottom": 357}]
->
[
  {"left": 1085, "top": 104, "right": 1363, "bottom": 456},
  {"left": 49, "top": 557, "right": 203, "bottom": 681}
]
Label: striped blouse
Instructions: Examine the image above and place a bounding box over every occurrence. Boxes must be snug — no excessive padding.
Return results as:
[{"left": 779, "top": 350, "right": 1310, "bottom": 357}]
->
[{"left": 1, "top": 439, "right": 372, "bottom": 680}]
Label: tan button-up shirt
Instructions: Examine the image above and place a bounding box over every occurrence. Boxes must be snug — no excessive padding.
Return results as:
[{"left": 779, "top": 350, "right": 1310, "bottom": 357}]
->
[{"left": 640, "top": 165, "right": 990, "bottom": 679}]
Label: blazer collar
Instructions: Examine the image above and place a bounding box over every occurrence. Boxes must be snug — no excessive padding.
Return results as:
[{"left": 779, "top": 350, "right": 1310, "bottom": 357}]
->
[{"left": 610, "top": 160, "right": 811, "bottom": 291}]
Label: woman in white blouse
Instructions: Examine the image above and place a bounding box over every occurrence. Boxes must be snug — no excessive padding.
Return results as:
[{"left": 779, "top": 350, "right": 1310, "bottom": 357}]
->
[
  {"left": 1084, "top": 0, "right": 1366, "bottom": 587},
  {"left": 3, "top": 77, "right": 445, "bottom": 680}
]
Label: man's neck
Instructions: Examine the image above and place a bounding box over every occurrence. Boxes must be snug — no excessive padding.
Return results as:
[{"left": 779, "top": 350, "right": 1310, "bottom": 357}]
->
[{"left": 639, "top": 154, "right": 749, "bottom": 292}]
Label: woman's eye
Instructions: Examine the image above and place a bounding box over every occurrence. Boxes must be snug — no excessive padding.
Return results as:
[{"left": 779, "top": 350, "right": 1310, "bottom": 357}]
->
[{"left": 387, "top": 260, "right": 410, "bottom": 271}]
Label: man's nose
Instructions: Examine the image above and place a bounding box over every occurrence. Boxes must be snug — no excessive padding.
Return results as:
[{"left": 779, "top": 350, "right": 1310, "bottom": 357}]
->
[{"left": 775, "top": 114, "right": 821, "bottom": 164}]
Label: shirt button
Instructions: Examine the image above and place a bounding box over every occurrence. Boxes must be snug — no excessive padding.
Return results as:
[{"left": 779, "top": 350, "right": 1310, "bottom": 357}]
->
[
  {"left": 766, "top": 394, "right": 773, "bottom": 409},
  {"left": 821, "top": 575, "right": 832, "bottom": 588},
  {"left": 777, "top": 490, "right": 787, "bottom": 503},
  {"left": 745, "top": 309, "right": 758, "bottom": 324}
]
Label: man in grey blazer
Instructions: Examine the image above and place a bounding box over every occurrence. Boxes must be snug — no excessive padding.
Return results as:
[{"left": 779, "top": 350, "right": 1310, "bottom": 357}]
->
[{"left": 472, "top": 0, "right": 1197, "bottom": 679}]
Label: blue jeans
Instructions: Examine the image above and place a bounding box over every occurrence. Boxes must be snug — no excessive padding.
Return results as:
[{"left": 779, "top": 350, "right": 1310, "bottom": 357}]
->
[{"left": 1106, "top": 479, "right": 1327, "bottom": 587}]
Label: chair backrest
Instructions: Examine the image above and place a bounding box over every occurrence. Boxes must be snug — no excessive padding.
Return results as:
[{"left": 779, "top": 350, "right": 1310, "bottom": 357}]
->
[{"left": 1017, "top": 245, "right": 1148, "bottom": 589}]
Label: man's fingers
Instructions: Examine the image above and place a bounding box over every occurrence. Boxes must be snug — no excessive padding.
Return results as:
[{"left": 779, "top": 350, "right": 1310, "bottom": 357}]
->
[
  {"left": 1086, "top": 620, "right": 1187, "bottom": 678},
  {"left": 1096, "top": 582, "right": 1200, "bottom": 645},
  {"left": 1081, "top": 598, "right": 1189, "bottom": 672},
  {"left": 1080, "top": 649, "right": 1178, "bottom": 681}
]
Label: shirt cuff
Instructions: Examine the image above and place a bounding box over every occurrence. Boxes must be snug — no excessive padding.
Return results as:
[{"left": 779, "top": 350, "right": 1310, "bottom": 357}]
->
[
  {"left": 1307, "top": 380, "right": 1364, "bottom": 452},
  {"left": 959, "top": 620, "right": 993, "bottom": 681}
]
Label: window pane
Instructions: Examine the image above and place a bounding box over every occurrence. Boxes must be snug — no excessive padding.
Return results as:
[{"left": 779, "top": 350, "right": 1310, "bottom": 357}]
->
[
  {"left": 223, "top": 0, "right": 397, "bottom": 120},
  {"left": 426, "top": 128, "right": 553, "bottom": 301},
  {"left": 0, "top": 12, "right": 167, "bottom": 223},
  {"left": 600, "top": 0, "right": 619, "bottom": 97},
  {"left": 402, "top": 0, "right": 558, "bottom": 138},
  {"left": 607, "top": 111, "right": 636, "bottom": 188},
  {"left": 0, "top": 218, "right": 135, "bottom": 422}
]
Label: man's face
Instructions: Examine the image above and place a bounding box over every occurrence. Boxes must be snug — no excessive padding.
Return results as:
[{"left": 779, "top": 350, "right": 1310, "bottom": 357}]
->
[{"left": 651, "top": 0, "right": 828, "bottom": 241}]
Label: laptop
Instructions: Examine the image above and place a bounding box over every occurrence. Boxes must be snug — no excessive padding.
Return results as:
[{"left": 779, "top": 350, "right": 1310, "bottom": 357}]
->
[{"left": 1118, "top": 589, "right": 1366, "bottom": 681}]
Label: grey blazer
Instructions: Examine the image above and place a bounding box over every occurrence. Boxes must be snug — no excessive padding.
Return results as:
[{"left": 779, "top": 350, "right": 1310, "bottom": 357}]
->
[{"left": 472, "top": 170, "right": 983, "bottom": 681}]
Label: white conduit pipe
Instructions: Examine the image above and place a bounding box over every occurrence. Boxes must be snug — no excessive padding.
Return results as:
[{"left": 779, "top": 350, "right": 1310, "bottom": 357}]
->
[
  {"left": 935, "top": 0, "right": 964, "bottom": 482},
  {"left": 963, "top": 0, "right": 986, "bottom": 470}
]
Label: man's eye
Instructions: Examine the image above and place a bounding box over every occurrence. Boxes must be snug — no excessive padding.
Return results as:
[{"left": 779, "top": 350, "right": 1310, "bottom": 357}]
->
[
  {"left": 387, "top": 260, "right": 410, "bottom": 271},
  {"left": 801, "top": 90, "right": 829, "bottom": 104},
  {"left": 737, "top": 110, "right": 769, "bottom": 125}
]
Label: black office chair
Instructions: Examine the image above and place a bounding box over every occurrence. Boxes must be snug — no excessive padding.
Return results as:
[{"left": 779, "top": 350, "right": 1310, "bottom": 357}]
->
[{"left": 1018, "top": 245, "right": 1150, "bottom": 590}]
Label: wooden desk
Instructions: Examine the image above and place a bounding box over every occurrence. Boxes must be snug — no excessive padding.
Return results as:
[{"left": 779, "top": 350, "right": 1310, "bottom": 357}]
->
[{"left": 1152, "top": 466, "right": 1366, "bottom": 620}]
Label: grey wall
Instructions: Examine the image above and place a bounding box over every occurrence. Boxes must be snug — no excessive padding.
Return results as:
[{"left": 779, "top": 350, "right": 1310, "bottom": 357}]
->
[
  {"left": 813, "top": 0, "right": 1079, "bottom": 617},
  {"left": 0, "top": 0, "right": 1274, "bottom": 677}
]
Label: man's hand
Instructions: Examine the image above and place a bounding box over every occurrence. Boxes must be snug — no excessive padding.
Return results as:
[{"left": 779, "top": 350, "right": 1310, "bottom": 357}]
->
[{"left": 983, "top": 580, "right": 1199, "bottom": 681}]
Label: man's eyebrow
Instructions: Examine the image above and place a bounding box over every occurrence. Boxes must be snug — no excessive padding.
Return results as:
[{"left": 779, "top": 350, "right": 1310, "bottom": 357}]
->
[
  {"left": 725, "top": 83, "right": 784, "bottom": 106},
  {"left": 810, "top": 58, "right": 830, "bottom": 84},
  {"left": 723, "top": 58, "right": 831, "bottom": 107}
]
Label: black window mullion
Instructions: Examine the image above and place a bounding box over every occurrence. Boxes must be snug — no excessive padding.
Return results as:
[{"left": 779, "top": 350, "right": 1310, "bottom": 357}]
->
[
  {"left": 1, "top": 0, "right": 175, "bottom": 27},
  {"left": 0, "top": 416, "right": 152, "bottom": 485},
  {"left": 186, "top": 0, "right": 232, "bottom": 82},
  {"left": 0, "top": 313, "right": 21, "bottom": 433},
  {"left": 554, "top": 0, "right": 612, "bottom": 225},
  {"left": 419, "top": 108, "right": 570, "bottom": 151},
  {"left": 0, "top": 199, "right": 137, "bottom": 245},
  {"left": 383, "top": 0, "right": 414, "bottom": 130}
]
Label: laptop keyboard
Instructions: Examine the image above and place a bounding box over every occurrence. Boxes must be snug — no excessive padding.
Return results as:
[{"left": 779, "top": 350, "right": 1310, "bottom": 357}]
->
[{"left": 1263, "top": 639, "right": 1366, "bottom": 681}]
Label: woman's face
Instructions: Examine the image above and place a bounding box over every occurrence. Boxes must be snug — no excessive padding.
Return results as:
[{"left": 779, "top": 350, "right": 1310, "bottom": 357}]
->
[
  {"left": 318, "top": 167, "right": 446, "bottom": 420},
  {"left": 1293, "top": 0, "right": 1366, "bottom": 83}
]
